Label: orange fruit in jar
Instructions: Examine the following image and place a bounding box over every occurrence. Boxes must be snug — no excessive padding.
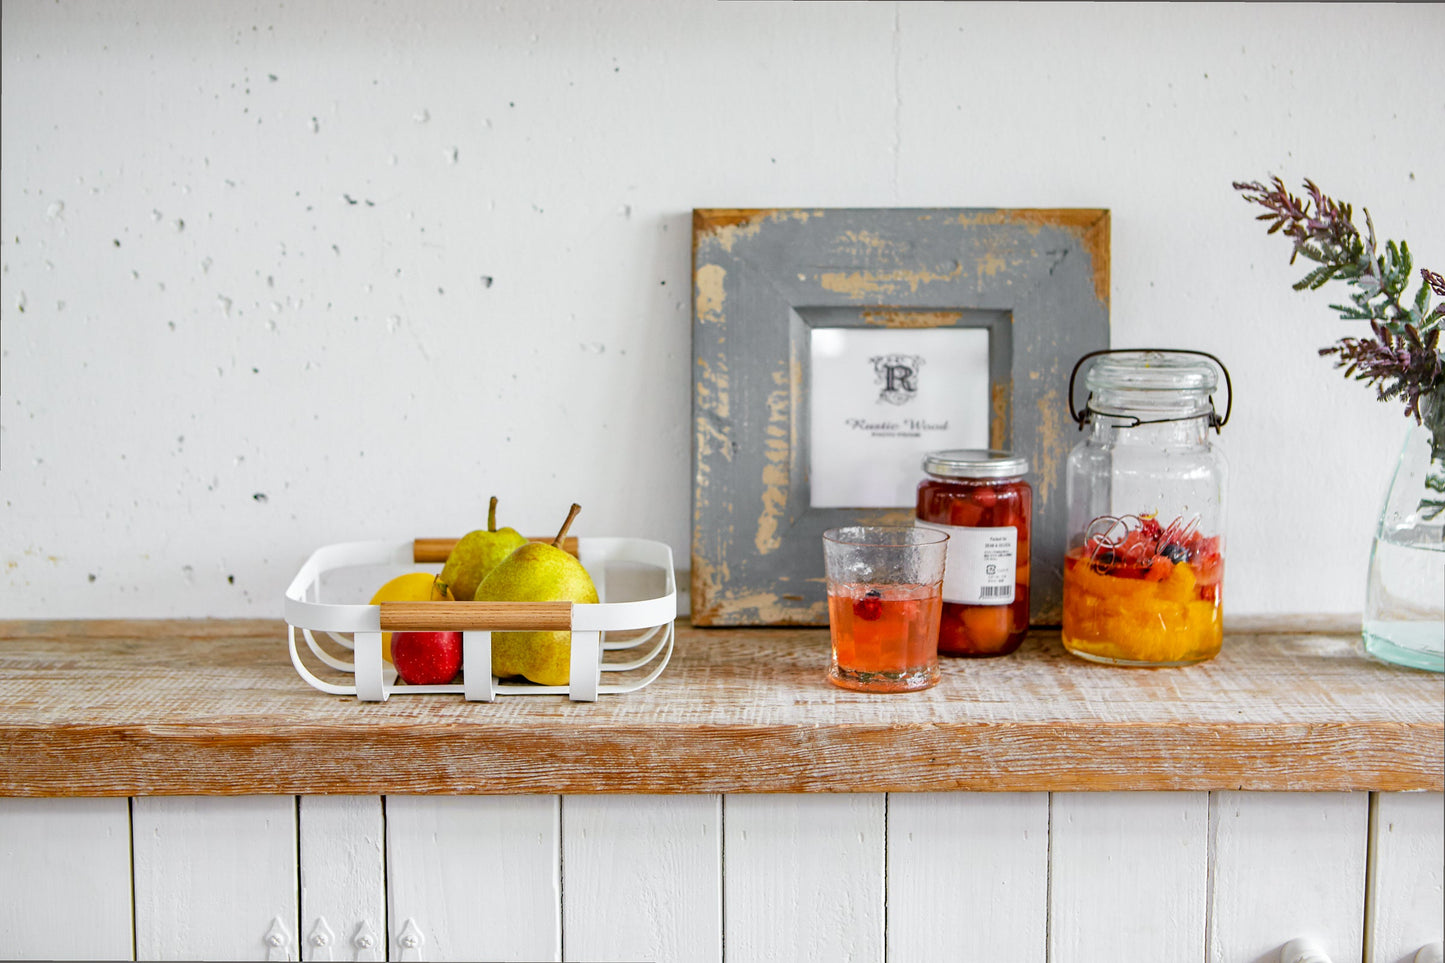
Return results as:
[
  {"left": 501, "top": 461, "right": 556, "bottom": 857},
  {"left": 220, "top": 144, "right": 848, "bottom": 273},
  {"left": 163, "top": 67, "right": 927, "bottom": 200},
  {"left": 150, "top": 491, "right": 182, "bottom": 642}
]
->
[
  {"left": 1158, "top": 562, "right": 1198, "bottom": 603},
  {"left": 961, "top": 605, "right": 1014, "bottom": 650}
]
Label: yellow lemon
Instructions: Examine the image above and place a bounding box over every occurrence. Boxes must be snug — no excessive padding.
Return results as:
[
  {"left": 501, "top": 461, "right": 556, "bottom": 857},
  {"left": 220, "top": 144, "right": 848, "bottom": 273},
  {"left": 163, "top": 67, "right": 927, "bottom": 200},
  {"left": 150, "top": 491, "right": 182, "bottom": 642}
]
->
[{"left": 369, "top": 572, "right": 452, "bottom": 662}]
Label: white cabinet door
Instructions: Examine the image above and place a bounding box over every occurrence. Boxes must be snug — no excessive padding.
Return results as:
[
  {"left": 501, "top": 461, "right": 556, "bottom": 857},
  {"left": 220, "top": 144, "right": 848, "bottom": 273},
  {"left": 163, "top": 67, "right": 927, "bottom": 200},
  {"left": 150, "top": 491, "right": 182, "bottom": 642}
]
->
[
  {"left": 561, "top": 794, "right": 722, "bottom": 963},
  {"left": 0, "top": 796, "right": 134, "bottom": 961},
  {"left": 724, "top": 793, "right": 885, "bottom": 963},
  {"left": 886, "top": 791, "right": 1048, "bottom": 962},
  {"left": 298, "top": 795, "right": 385, "bottom": 961},
  {"left": 1209, "top": 791, "right": 1369, "bottom": 963},
  {"left": 1367, "top": 792, "right": 1445, "bottom": 963},
  {"left": 132, "top": 795, "right": 299, "bottom": 961},
  {"left": 1049, "top": 791, "right": 1209, "bottom": 963},
  {"left": 385, "top": 794, "right": 560, "bottom": 961}
]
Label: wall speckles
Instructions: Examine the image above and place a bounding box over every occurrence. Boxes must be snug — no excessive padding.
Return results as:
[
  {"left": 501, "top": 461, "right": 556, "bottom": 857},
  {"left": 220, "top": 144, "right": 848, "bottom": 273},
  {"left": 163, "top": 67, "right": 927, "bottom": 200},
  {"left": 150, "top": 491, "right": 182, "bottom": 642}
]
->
[{"left": 1, "top": 0, "right": 1442, "bottom": 620}]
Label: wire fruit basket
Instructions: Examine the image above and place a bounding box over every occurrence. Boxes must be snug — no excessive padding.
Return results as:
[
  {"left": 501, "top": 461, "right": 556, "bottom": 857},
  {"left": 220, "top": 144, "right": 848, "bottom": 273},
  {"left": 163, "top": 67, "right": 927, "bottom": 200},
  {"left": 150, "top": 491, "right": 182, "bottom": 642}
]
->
[{"left": 285, "top": 537, "right": 677, "bottom": 702}]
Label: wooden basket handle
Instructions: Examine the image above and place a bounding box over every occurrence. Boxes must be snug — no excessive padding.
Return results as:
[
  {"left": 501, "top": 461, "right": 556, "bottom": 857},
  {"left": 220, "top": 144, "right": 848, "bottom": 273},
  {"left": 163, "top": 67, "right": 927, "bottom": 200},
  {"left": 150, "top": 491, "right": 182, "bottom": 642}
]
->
[
  {"left": 379, "top": 601, "right": 574, "bottom": 631},
  {"left": 412, "top": 537, "right": 579, "bottom": 563}
]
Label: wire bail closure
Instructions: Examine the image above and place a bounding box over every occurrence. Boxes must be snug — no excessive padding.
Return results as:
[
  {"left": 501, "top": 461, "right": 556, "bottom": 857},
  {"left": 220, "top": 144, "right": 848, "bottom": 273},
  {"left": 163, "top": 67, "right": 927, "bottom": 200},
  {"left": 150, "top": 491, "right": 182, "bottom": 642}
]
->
[{"left": 1068, "top": 349, "right": 1233, "bottom": 432}]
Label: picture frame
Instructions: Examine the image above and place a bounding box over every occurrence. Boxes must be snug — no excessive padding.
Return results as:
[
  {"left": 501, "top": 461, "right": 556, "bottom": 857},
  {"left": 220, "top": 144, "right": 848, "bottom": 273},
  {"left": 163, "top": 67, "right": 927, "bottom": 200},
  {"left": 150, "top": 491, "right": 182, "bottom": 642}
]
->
[{"left": 691, "top": 208, "right": 1110, "bottom": 626}]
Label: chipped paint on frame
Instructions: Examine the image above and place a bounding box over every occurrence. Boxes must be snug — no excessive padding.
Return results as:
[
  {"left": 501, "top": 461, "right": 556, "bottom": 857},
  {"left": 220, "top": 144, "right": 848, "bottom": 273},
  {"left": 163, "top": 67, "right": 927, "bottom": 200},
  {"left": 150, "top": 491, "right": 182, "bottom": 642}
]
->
[
  {"left": 694, "top": 209, "right": 819, "bottom": 254},
  {"left": 694, "top": 263, "right": 727, "bottom": 325},
  {"left": 860, "top": 309, "right": 964, "bottom": 328},
  {"left": 755, "top": 369, "right": 791, "bottom": 556},
  {"left": 1033, "top": 387, "right": 1066, "bottom": 506},
  {"left": 833, "top": 229, "right": 910, "bottom": 263},
  {"left": 991, "top": 380, "right": 1012, "bottom": 451},
  {"left": 818, "top": 262, "right": 965, "bottom": 299},
  {"left": 955, "top": 208, "right": 1110, "bottom": 307},
  {"left": 694, "top": 357, "right": 730, "bottom": 422}
]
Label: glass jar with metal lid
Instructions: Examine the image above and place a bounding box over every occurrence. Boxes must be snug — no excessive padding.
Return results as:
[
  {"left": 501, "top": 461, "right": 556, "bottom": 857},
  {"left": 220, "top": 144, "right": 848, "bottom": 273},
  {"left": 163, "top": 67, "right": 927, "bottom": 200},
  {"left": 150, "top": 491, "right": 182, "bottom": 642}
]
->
[
  {"left": 915, "top": 449, "right": 1032, "bottom": 657},
  {"left": 1063, "top": 349, "right": 1231, "bottom": 666}
]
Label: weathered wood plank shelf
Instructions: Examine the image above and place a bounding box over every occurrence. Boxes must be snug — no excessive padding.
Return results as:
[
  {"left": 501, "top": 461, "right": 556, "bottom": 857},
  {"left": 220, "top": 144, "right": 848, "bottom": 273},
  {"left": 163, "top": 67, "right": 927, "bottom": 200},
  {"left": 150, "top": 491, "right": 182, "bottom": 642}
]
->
[{"left": 1, "top": 618, "right": 1440, "bottom": 797}]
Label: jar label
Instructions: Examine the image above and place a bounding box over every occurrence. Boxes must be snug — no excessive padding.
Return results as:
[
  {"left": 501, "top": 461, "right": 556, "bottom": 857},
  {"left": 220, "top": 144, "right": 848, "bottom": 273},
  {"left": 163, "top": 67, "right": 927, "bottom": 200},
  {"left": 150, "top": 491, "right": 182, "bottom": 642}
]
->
[{"left": 915, "top": 521, "right": 1017, "bottom": 604}]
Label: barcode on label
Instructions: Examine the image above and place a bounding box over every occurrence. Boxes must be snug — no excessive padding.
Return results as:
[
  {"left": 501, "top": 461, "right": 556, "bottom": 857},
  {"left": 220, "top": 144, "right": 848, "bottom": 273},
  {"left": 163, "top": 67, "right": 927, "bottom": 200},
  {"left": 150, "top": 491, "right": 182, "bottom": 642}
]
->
[{"left": 979, "top": 585, "right": 1012, "bottom": 599}]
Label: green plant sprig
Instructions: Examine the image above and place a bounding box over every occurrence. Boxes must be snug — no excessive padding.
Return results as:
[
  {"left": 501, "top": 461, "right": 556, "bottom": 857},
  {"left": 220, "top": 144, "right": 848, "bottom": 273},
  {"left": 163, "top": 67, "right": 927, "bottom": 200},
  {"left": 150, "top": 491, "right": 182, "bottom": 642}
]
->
[{"left": 1234, "top": 176, "right": 1444, "bottom": 431}]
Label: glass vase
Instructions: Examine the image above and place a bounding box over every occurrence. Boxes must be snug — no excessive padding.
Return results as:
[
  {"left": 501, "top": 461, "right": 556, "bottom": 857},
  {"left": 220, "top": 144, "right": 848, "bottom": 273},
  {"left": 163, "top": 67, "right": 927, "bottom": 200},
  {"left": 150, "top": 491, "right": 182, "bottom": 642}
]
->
[{"left": 1363, "top": 418, "right": 1445, "bottom": 672}]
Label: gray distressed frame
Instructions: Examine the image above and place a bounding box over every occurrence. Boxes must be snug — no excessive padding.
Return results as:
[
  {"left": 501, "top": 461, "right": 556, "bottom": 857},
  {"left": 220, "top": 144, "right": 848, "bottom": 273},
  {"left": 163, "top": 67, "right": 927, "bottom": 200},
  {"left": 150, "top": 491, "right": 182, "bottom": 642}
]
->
[{"left": 691, "top": 208, "right": 1110, "bottom": 626}]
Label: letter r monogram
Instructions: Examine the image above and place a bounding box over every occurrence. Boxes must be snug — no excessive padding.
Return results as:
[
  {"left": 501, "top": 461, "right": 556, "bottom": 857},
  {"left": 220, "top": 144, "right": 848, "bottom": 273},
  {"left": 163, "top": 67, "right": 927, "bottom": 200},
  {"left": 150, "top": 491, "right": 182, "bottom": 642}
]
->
[{"left": 885, "top": 363, "right": 916, "bottom": 392}]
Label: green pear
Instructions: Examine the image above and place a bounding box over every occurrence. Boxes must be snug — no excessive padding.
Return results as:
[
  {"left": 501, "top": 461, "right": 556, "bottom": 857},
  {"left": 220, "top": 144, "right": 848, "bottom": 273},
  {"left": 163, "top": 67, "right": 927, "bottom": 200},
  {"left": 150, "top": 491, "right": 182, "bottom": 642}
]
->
[
  {"left": 439, "top": 496, "right": 529, "bottom": 603},
  {"left": 475, "top": 503, "right": 598, "bottom": 685}
]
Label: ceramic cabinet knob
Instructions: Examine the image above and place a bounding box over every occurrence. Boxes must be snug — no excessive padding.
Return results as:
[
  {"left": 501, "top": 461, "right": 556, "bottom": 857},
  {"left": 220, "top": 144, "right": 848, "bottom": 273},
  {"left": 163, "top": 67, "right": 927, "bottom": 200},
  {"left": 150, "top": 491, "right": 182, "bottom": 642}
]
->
[{"left": 1281, "top": 938, "right": 1332, "bottom": 963}]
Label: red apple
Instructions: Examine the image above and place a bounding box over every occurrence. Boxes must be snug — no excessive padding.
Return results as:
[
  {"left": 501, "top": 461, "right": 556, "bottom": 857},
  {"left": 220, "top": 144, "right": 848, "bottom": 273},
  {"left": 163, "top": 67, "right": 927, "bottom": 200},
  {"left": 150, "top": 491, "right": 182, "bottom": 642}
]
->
[{"left": 390, "top": 631, "right": 463, "bottom": 685}]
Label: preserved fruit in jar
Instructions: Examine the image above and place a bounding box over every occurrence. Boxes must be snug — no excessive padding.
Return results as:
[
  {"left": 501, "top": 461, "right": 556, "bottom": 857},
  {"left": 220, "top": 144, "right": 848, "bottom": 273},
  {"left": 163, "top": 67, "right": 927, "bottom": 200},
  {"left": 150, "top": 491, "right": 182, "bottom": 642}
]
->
[
  {"left": 1062, "top": 514, "right": 1223, "bottom": 665},
  {"left": 916, "top": 450, "right": 1032, "bottom": 657},
  {"left": 1063, "top": 350, "right": 1230, "bottom": 666}
]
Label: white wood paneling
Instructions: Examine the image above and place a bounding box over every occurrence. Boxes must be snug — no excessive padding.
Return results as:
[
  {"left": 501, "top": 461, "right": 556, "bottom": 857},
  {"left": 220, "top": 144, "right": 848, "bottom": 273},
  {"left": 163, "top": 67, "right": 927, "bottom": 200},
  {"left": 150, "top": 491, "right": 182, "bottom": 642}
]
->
[
  {"left": 0, "top": 796, "right": 133, "bottom": 961},
  {"left": 1050, "top": 791, "right": 1209, "bottom": 963},
  {"left": 1367, "top": 792, "right": 1445, "bottom": 963},
  {"left": 9, "top": 787, "right": 1445, "bottom": 962},
  {"left": 385, "top": 795, "right": 560, "bottom": 962},
  {"left": 561, "top": 794, "right": 722, "bottom": 963},
  {"left": 132, "top": 795, "right": 299, "bottom": 961},
  {"left": 298, "top": 795, "right": 385, "bottom": 961},
  {"left": 886, "top": 791, "right": 1048, "bottom": 962},
  {"left": 1209, "top": 791, "right": 1369, "bottom": 963},
  {"left": 724, "top": 793, "right": 885, "bottom": 963}
]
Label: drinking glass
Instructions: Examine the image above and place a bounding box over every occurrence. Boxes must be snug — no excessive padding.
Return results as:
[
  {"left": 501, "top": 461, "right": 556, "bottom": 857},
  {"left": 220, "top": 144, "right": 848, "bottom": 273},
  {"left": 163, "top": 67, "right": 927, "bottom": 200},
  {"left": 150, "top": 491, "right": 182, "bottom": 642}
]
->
[{"left": 822, "top": 526, "right": 948, "bottom": 692}]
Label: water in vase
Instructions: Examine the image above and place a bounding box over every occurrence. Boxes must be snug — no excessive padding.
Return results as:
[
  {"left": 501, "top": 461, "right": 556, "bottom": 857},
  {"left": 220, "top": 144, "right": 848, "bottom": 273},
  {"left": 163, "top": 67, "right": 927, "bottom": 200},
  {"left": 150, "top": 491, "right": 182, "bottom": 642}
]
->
[{"left": 1363, "top": 521, "right": 1445, "bottom": 672}]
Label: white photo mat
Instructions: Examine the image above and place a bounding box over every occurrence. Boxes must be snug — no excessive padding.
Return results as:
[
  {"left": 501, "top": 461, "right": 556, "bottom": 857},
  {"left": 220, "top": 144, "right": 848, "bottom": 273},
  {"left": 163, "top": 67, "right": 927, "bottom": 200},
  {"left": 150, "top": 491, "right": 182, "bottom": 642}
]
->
[{"left": 809, "top": 327, "right": 990, "bottom": 508}]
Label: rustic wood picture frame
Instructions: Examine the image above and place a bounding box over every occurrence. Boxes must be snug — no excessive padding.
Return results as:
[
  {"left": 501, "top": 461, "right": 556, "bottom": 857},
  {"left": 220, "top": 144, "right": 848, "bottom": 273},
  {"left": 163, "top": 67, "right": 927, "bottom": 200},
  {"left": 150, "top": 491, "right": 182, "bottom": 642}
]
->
[{"left": 691, "top": 208, "right": 1110, "bottom": 626}]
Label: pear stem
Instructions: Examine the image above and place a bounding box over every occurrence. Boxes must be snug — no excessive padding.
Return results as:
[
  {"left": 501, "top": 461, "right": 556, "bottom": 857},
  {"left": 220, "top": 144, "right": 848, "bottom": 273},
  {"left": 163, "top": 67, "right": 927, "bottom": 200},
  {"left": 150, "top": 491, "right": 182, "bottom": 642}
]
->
[
  {"left": 553, "top": 503, "right": 582, "bottom": 547},
  {"left": 487, "top": 496, "right": 498, "bottom": 533}
]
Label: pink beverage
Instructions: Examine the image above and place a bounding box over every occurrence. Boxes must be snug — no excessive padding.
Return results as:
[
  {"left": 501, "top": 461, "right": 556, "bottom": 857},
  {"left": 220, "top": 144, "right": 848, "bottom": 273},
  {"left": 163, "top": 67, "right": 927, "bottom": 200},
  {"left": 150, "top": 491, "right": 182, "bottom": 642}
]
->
[{"left": 826, "top": 581, "right": 943, "bottom": 692}]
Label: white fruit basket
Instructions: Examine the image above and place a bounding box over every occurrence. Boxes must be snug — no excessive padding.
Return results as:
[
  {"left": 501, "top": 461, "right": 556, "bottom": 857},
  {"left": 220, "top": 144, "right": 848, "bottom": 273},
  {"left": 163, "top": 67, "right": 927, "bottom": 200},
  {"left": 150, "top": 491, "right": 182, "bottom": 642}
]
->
[{"left": 284, "top": 537, "right": 677, "bottom": 702}]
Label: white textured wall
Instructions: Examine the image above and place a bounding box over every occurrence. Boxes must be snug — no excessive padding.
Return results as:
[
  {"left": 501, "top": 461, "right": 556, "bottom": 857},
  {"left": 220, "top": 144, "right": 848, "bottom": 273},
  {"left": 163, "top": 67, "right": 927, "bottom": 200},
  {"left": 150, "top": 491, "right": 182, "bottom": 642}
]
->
[{"left": 3, "top": 1, "right": 1442, "bottom": 619}]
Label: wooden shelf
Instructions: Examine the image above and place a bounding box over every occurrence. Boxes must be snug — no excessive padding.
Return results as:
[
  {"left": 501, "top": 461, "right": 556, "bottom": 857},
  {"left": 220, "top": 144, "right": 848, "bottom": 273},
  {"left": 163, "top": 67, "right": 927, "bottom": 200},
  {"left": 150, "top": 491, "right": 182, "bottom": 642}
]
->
[{"left": 1, "top": 618, "right": 1440, "bottom": 797}]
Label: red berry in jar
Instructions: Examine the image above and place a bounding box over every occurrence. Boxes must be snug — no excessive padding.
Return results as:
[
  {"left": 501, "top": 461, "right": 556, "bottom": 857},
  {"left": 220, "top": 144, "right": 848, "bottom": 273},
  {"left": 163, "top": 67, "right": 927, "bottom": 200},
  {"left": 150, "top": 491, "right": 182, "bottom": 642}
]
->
[{"left": 853, "top": 590, "right": 883, "bottom": 621}]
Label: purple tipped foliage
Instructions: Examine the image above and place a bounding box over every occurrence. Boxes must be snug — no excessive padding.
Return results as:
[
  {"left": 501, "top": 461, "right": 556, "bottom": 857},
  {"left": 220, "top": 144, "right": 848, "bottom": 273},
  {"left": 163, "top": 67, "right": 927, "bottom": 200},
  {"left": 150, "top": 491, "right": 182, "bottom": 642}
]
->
[{"left": 1234, "top": 176, "right": 1444, "bottom": 428}]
